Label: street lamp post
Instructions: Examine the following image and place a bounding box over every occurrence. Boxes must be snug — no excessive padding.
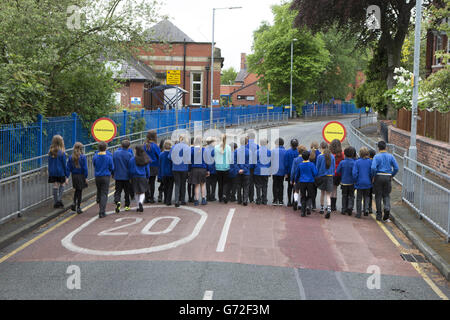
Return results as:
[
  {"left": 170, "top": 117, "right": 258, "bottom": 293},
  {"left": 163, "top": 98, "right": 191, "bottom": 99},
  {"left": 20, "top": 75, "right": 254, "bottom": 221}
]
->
[
  {"left": 210, "top": 6, "right": 242, "bottom": 128},
  {"left": 409, "top": 0, "right": 422, "bottom": 165},
  {"left": 290, "top": 38, "right": 298, "bottom": 118}
]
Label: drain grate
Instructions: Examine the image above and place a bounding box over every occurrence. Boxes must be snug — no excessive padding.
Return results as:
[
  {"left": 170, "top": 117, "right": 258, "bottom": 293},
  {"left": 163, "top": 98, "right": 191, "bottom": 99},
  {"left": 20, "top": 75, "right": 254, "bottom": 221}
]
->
[{"left": 400, "top": 253, "right": 427, "bottom": 263}]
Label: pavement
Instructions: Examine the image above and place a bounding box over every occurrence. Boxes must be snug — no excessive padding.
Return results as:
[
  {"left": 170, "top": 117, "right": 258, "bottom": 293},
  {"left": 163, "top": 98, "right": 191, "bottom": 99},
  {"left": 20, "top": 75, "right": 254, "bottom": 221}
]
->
[
  {"left": 358, "top": 125, "right": 450, "bottom": 281},
  {"left": 0, "top": 117, "right": 448, "bottom": 300}
]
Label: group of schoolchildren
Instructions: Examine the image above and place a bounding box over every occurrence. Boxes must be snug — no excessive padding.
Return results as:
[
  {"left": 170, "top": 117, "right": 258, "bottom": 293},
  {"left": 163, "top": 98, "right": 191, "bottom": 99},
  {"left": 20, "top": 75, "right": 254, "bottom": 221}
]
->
[{"left": 47, "top": 130, "right": 399, "bottom": 222}]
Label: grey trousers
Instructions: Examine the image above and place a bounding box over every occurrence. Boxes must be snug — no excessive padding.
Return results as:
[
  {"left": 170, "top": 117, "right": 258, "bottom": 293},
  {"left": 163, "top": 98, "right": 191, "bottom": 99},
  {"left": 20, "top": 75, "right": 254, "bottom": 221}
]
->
[
  {"left": 95, "top": 176, "right": 110, "bottom": 214},
  {"left": 356, "top": 189, "right": 371, "bottom": 215},
  {"left": 373, "top": 175, "right": 392, "bottom": 213}
]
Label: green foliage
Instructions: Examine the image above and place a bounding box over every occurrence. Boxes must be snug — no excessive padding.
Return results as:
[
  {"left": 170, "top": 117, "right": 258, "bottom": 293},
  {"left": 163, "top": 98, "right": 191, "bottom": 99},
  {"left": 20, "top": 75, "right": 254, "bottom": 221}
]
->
[
  {"left": 355, "top": 80, "right": 388, "bottom": 116},
  {"left": 313, "top": 27, "right": 369, "bottom": 101},
  {"left": 0, "top": 0, "right": 162, "bottom": 125},
  {"left": 420, "top": 67, "right": 450, "bottom": 112},
  {"left": 0, "top": 57, "right": 48, "bottom": 124},
  {"left": 247, "top": 3, "right": 330, "bottom": 106},
  {"left": 221, "top": 67, "right": 238, "bottom": 85}
]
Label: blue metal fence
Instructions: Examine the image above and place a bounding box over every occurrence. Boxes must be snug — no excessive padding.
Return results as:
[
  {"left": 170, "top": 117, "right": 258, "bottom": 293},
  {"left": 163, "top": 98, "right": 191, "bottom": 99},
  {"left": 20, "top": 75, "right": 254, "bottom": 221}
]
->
[{"left": 0, "top": 103, "right": 360, "bottom": 170}]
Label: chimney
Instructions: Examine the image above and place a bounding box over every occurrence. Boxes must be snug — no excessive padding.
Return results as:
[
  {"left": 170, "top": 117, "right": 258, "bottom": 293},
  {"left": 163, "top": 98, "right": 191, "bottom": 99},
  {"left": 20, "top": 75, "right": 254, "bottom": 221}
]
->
[{"left": 240, "top": 53, "right": 247, "bottom": 70}]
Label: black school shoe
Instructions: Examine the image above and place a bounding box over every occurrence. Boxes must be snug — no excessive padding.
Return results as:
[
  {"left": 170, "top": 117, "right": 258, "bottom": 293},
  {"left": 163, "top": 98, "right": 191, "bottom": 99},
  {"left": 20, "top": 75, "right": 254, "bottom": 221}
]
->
[
  {"left": 175, "top": 202, "right": 180, "bottom": 208},
  {"left": 293, "top": 201, "right": 298, "bottom": 211},
  {"left": 306, "top": 208, "right": 311, "bottom": 215},
  {"left": 364, "top": 211, "right": 369, "bottom": 216},
  {"left": 71, "top": 203, "right": 76, "bottom": 211},
  {"left": 346, "top": 209, "right": 352, "bottom": 216},
  {"left": 77, "top": 207, "right": 83, "bottom": 214},
  {"left": 243, "top": 202, "right": 248, "bottom": 206},
  {"left": 383, "top": 210, "right": 390, "bottom": 221},
  {"left": 138, "top": 203, "right": 144, "bottom": 212},
  {"left": 325, "top": 208, "right": 331, "bottom": 219},
  {"left": 376, "top": 212, "right": 382, "bottom": 221}
]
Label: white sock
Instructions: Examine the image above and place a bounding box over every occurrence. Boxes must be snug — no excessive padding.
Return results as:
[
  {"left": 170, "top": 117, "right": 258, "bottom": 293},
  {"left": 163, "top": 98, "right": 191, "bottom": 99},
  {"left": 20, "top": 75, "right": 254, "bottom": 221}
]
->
[
  {"left": 294, "top": 193, "right": 299, "bottom": 202},
  {"left": 139, "top": 194, "right": 145, "bottom": 204}
]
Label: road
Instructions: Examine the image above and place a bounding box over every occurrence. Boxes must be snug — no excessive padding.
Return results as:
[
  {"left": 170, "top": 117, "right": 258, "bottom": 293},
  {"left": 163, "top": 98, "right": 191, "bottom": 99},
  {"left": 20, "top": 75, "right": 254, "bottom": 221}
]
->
[{"left": 0, "top": 118, "right": 449, "bottom": 300}]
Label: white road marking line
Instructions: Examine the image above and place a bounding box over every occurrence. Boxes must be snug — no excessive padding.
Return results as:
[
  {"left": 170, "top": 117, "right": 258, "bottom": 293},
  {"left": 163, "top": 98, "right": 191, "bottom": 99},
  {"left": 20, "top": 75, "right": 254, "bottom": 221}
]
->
[
  {"left": 216, "top": 208, "right": 236, "bottom": 252},
  {"left": 60, "top": 205, "right": 207, "bottom": 256},
  {"left": 293, "top": 268, "right": 306, "bottom": 300},
  {"left": 335, "top": 271, "right": 353, "bottom": 300},
  {"left": 203, "top": 290, "right": 214, "bottom": 300}
]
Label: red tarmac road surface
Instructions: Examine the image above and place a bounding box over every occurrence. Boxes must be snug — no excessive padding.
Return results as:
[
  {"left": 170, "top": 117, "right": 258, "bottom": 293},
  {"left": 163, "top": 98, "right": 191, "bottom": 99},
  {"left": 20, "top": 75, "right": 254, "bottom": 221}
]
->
[{"left": 8, "top": 200, "right": 419, "bottom": 278}]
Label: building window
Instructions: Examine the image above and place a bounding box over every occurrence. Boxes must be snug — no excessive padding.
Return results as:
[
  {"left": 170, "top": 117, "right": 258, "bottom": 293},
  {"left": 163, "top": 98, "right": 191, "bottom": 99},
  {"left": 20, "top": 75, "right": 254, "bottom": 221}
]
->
[{"left": 191, "top": 72, "right": 202, "bottom": 105}]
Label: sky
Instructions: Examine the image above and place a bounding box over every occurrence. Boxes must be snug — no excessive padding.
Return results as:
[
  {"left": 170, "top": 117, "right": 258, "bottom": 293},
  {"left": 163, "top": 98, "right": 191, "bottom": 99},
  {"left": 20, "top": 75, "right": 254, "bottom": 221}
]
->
[{"left": 158, "top": 0, "right": 283, "bottom": 71}]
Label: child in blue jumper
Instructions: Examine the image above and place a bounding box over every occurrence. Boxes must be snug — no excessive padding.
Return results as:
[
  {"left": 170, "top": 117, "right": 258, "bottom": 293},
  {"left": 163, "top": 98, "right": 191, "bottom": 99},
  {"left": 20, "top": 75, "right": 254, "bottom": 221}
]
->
[
  {"left": 236, "top": 136, "right": 251, "bottom": 206},
  {"left": 190, "top": 136, "right": 208, "bottom": 206},
  {"left": 93, "top": 141, "right": 114, "bottom": 218},
  {"left": 315, "top": 142, "right": 335, "bottom": 219},
  {"left": 254, "top": 138, "right": 271, "bottom": 205},
  {"left": 113, "top": 139, "right": 133, "bottom": 213},
  {"left": 271, "top": 138, "right": 286, "bottom": 206},
  {"left": 336, "top": 147, "right": 356, "bottom": 216},
  {"left": 67, "top": 142, "right": 88, "bottom": 214},
  {"left": 284, "top": 138, "right": 299, "bottom": 207},
  {"left": 48, "top": 135, "right": 70, "bottom": 209},
  {"left": 228, "top": 142, "right": 239, "bottom": 202},
  {"left": 159, "top": 140, "right": 174, "bottom": 206},
  {"left": 144, "top": 130, "right": 161, "bottom": 203},
  {"left": 293, "top": 151, "right": 318, "bottom": 217},
  {"left": 129, "top": 145, "right": 150, "bottom": 213},
  {"left": 353, "top": 147, "right": 373, "bottom": 218}
]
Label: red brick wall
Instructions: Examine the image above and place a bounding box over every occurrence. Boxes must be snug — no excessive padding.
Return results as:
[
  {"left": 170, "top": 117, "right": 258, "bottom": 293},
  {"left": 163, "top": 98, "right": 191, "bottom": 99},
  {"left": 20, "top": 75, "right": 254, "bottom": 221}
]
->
[
  {"left": 388, "top": 126, "right": 450, "bottom": 174},
  {"left": 137, "top": 43, "right": 222, "bottom": 106}
]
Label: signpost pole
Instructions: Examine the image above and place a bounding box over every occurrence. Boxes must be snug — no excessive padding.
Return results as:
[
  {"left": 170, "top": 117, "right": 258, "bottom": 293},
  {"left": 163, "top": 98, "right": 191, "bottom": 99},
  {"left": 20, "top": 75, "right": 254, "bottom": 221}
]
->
[{"left": 175, "top": 85, "right": 179, "bottom": 128}]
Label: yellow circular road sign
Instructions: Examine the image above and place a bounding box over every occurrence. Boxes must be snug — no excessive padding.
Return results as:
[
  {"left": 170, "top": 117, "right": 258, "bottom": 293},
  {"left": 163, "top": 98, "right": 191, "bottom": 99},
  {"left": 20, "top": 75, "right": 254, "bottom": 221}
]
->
[
  {"left": 322, "top": 121, "right": 347, "bottom": 144},
  {"left": 91, "top": 118, "right": 117, "bottom": 143}
]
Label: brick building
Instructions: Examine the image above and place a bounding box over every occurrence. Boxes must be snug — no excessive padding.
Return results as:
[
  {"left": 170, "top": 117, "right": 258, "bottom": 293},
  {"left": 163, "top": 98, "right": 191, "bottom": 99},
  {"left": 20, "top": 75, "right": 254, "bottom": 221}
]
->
[
  {"left": 137, "top": 19, "right": 224, "bottom": 109},
  {"left": 220, "top": 53, "right": 262, "bottom": 106},
  {"left": 425, "top": 17, "right": 449, "bottom": 77}
]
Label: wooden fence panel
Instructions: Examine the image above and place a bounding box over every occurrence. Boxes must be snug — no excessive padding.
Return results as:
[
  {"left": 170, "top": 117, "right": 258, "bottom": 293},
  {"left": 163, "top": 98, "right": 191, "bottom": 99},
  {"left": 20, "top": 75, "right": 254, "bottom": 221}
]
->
[{"left": 396, "top": 108, "right": 449, "bottom": 143}]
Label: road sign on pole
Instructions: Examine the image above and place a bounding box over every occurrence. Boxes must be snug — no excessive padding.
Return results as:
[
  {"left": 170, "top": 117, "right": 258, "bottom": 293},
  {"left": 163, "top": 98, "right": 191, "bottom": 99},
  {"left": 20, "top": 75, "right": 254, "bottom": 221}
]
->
[
  {"left": 322, "top": 121, "right": 346, "bottom": 144},
  {"left": 91, "top": 118, "right": 117, "bottom": 143},
  {"left": 166, "top": 70, "right": 181, "bottom": 85}
]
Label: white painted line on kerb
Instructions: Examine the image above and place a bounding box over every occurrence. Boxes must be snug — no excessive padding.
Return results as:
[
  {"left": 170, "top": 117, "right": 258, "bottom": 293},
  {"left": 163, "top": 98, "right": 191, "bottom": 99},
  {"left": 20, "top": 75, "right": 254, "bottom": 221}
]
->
[
  {"left": 203, "top": 290, "right": 214, "bottom": 300},
  {"left": 216, "top": 208, "right": 236, "bottom": 252}
]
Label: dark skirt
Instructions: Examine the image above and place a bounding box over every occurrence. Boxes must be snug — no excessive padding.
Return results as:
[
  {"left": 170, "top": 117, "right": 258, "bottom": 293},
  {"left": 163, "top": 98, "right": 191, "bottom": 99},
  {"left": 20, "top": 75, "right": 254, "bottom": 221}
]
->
[
  {"left": 316, "top": 176, "right": 333, "bottom": 192},
  {"left": 189, "top": 167, "right": 207, "bottom": 184},
  {"left": 48, "top": 176, "right": 65, "bottom": 184},
  {"left": 132, "top": 176, "right": 149, "bottom": 194},
  {"left": 72, "top": 174, "right": 88, "bottom": 190}
]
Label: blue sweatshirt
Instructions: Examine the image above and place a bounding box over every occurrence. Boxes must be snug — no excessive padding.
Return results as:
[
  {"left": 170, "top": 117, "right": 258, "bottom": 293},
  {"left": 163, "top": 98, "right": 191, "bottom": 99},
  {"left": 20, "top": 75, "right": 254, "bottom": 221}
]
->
[
  {"left": 336, "top": 158, "right": 355, "bottom": 185},
  {"left": 113, "top": 148, "right": 132, "bottom": 180},
  {"left": 117, "top": 147, "right": 134, "bottom": 156},
  {"left": 93, "top": 152, "right": 114, "bottom": 177},
  {"left": 290, "top": 156, "right": 302, "bottom": 182},
  {"left": 271, "top": 146, "right": 287, "bottom": 176},
  {"left": 128, "top": 157, "right": 150, "bottom": 179},
  {"left": 246, "top": 139, "right": 259, "bottom": 167},
  {"left": 168, "top": 143, "right": 190, "bottom": 172},
  {"left": 254, "top": 146, "right": 271, "bottom": 176},
  {"left": 353, "top": 158, "right": 373, "bottom": 189},
  {"left": 204, "top": 145, "right": 216, "bottom": 174},
  {"left": 371, "top": 151, "right": 399, "bottom": 177},
  {"left": 316, "top": 153, "right": 335, "bottom": 177},
  {"left": 191, "top": 146, "right": 207, "bottom": 169},
  {"left": 294, "top": 161, "right": 318, "bottom": 183},
  {"left": 236, "top": 145, "right": 251, "bottom": 175},
  {"left": 229, "top": 150, "right": 239, "bottom": 178},
  {"left": 159, "top": 151, "right": 173, "bottom": 177},
  {"left": 48, "top": 150, "right": 69, "bottom": 178},
  {"left": 144, "top": 142, "right": 161, "bottom": 168},
  {"left": 284, "top": 148, "right": 299, "bottom": 177},
  {"left": 67, "top": 154, "right": 88, "bottom": 178}
]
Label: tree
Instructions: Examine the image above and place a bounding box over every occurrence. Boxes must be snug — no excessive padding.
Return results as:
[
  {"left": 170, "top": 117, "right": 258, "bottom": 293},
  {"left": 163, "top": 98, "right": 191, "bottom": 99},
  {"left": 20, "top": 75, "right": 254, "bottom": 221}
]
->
[
  {"left": 0, "top": 0, "right": 162, "bottom": 124},
  {"left": 221, "top": 67, "right": 238, "bottom": 85},
  {"left": 247, "top": 3, "right": 330, "bottom": 106},
  {"left": 290, "top": 0, "right": 437, "bottom": 118},
  {"left": 313, "top": 27, "right": 369, "bottom": 102}
]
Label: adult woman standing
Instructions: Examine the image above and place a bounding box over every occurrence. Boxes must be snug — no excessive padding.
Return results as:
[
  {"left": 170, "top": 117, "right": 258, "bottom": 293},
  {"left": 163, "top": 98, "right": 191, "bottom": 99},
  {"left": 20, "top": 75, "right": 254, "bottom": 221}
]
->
[{"left": 214, "top": 134, "right": 232, "bottom": 203}]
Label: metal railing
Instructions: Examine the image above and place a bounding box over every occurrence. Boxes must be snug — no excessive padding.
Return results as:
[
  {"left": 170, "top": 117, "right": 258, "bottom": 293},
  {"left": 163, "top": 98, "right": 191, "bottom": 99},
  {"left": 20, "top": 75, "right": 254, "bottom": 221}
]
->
[
  {"left": 0, "top": 118, "right": 225, "bottom": 224},
  {"left": 347, "top": 113, "right": 450, "bottom": 242},
  {"left": 0, "top": 113, "right": 289, "bottom": 224},
  {"left": 236, "top": 112, "right": 289, "bottom": 129},
  {"left": 402, "top": 156, "right": 450, "bottom": 242}
]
